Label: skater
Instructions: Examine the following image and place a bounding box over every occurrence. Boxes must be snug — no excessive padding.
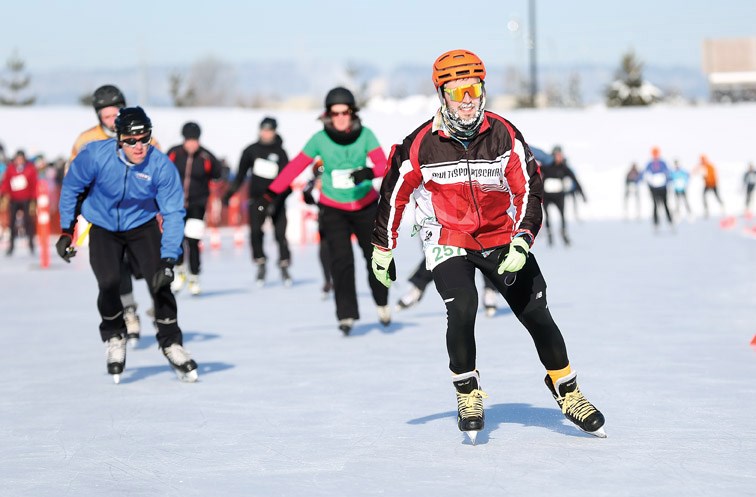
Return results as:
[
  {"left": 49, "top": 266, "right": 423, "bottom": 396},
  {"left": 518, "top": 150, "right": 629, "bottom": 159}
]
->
[
  {"left": 643, "top": 147, "right": 674, "bottom": 231},
  {"left": 302, "top": 158, "right": 333, "bottom": 299},
  {"left": 744, "top": 162, "right": 756, "bottom": 215},
  {"left": 540, "top": 145, "right": 585, "bottom": 246},
  {"left": 167, "top": 121, "right": 223, "bottom": 295},
  {"left": 371, "top": 49, "right": 605, "bottom": 442},
  {"left": 67, "top": 85, "right": 158, "bottom": 347},
  {"left": 0, "top": 150, "right": 37, "bottom": 256},
  {"left": 224, "top": 117, "right": 292, "bottom": 287},
  {"left": 396, "top": 255, "right": 500, "bottom": 317},
  {"left": 670, "top": 159, "right": 691, "bottom": 219},
  {"left": 624, "top": 162, "right": 642, "bottom": 220},
  {"left": 57, "top": 107, "right": 198, "bottom": 384},
  {"left": 698, "top": 154, "right": 725, "bottom": 218},
  {"left": 256, "top": 87, "right": 390, "bottom": 335}
]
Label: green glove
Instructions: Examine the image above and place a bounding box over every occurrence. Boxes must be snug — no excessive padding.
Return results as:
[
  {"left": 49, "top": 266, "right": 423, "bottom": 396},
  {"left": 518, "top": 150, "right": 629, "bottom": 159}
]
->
[
  {"left": 371, "top": 246, "right": 396, "bottom": 288},
  {"left": 497, "top": 237, "right": 530, "bottom": 274}
]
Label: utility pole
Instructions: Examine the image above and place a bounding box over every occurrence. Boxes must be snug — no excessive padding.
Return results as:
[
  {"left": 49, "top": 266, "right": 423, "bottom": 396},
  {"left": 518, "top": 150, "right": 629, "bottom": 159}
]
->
[{"left": 528, "top": 0, "right": 538, "bottom": 107}]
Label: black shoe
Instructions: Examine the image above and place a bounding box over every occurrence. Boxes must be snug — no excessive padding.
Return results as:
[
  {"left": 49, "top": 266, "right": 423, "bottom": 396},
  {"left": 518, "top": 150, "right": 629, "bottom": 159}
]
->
[
  {"left": 545, "top": 372, "right": 606, "bottom": 437},
  {"left": 452, "top": 371, "right": 487, "bottom": 434}
]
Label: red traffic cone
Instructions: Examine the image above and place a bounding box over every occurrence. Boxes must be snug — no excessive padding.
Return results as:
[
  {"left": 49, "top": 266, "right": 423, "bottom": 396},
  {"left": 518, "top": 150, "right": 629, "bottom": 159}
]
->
[{"left": 751, "top": 335, "right": 756, "bottom": 346}]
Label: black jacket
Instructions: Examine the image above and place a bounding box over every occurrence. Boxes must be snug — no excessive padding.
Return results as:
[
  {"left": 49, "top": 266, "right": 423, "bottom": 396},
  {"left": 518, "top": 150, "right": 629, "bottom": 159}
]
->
[
  {"left": 167, "top": 145, "right": 223, "bottom": 207},
  {"left": 229, "top": 135, "right": 291, "bottom": 200}
]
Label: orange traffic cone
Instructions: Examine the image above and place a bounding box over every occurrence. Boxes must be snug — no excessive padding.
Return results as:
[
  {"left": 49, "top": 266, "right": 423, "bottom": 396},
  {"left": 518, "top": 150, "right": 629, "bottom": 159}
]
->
[{"left": 751, "top": 335, "right": 756, "bottom": 346}]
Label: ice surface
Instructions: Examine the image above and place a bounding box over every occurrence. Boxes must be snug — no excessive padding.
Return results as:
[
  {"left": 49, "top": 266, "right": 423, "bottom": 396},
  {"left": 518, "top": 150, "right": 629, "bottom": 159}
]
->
[{"left": 1, "top": 215, "right": 754, "bottom": 496}]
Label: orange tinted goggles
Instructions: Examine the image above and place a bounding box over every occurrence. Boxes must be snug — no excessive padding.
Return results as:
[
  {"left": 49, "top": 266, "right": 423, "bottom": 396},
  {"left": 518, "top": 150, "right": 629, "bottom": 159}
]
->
[{"left": 443, "top": 82, "right": 484, "bottom": 102}]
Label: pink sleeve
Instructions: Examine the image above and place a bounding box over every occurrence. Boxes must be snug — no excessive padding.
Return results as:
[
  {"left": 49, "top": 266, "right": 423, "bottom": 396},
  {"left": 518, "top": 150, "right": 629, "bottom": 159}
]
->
[
  {"left": 368, "top": 147, "right": 388, "bottom": 178},
  {"left": 268, "top": 151, "right": 314, "bottom": 194}
]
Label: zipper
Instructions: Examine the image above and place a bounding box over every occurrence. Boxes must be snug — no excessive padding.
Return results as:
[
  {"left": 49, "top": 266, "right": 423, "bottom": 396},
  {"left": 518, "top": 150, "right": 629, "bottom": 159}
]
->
[
  {"left": 116, "top": 165, "right": 128, "bottom": 231},
  {"left": 450, "top": 135, "right": 484, "bottom": 251}
]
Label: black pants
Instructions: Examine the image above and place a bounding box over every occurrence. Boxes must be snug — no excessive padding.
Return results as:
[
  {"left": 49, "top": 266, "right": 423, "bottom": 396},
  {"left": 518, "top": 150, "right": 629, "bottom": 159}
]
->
[
  {"left": 317, "top": 213, "right": 332, "bottom": 286},
  {"left": 649, "top": 187, "right": 673, "bottom": 226},
  {"left": 248, "top": 198, "right": 290, "bottom": 264},
  {"left": 176, "top": 204, "right": 205, "bottom": 275},
  {"left": 747, "top": 185, "right": 754, "bottom": 210},
  {"left": 674, "top": 190, "right": 691, "bottom": 215},
  {"left": 432, "top": 248, "right": 568, "bottom": 374},
  {"left": 543, "top": 193, "right": 567, "bottom": 242},
  {"left": 703, "top": 186, "right": 723, "bottom": 216},
  {"left": 88, "top": 219, "right": 182, "bottom": 348},
  {"left": 408, "top": 257, "right": 495, "bottom": 292},
  {"left": 8, "top": 200, "right": 35, "bottom": 252},
  {"left": 320, "top": 203, "right": 388, "bottom": 320}
]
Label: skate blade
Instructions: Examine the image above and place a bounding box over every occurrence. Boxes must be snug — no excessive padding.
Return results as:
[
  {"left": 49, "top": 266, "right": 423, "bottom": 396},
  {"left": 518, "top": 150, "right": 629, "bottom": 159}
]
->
[
  {"left": 127, "top": 337, "right": 140, "bottom": 349},
  {"left": 464, "top": 430, "right": 479, "bottom": 445},
  {"left": 256, "top": 280, "right": 264, "bottom": 288},
  {"left": 584, "top": 426, "right": 607, "bottom": 438},
  {"left": 283, "top": 279, "right": 293, "bottom": 288},
  {"left": 174, "top": 368, "right": 199, "bottom": 383},
  {"left": 112, "top": 374, "right": 121, "bottom": 384},
  {"left": 485, "top": 307, "right": 496, "bottom": 318}
]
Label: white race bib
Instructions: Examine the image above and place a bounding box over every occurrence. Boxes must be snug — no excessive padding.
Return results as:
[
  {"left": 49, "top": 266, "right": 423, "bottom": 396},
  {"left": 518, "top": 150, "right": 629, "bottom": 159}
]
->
[
  {"left": 647, "top": 172, "right": 667, "bottom": 188},
  {"left": 252, "top": 158, "right": 280, "bottom": 180},
  {"left": 184, "top": 218, "right": 206, "bottom": 239},
  {"left": 424, "top": 244, "right": 467, "bottom": 271},
  {"left": 10, "top": 175, "right": 28, "bottom": 192},
  {"left": 331, "top": 169, "right": 356, "bottom": 189},
  {"left": 543, "top": 177, "right": 564, "bottom": 193}
]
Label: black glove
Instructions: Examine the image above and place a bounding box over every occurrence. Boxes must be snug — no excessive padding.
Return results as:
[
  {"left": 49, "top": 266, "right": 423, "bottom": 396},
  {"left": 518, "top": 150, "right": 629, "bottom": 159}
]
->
[
  {"left": 350, "top": 167, "right": 375, "bottom": 185},
  {"left": 152, "top": 258, "right": 177, "bottom": 290},
  {"left": 55, "top": 231, "right": 76, "bottom": 263},
  {"left": 253, "top": 189, "right": 276, "bottom": 213}
]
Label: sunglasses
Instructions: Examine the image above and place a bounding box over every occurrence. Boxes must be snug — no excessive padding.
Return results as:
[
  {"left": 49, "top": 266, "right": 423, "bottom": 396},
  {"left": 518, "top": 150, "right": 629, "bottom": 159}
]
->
[
  {"left": 120, "top": 133, "right": 152, "bottom": 147},
  {"left": 328, "top": 109, "right": 352, "bottom": 118},
  {"left": 443, "top": 82, "right": 484, "bottom": 102}
]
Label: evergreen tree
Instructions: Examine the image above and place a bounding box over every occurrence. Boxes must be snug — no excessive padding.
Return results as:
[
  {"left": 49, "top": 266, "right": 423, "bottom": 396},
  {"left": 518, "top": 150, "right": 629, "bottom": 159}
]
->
[
  {"left": 0, "top": 49, "right": 36, "bottom": 106},
  {"left": 605, "top": 50, "right": 661, "bottom": 107}
]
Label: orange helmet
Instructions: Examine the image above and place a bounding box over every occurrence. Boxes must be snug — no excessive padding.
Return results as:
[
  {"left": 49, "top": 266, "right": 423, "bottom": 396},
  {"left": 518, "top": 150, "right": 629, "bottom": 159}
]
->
[{"left": 432, "top": 49, "right": 486, "bottom": 88}]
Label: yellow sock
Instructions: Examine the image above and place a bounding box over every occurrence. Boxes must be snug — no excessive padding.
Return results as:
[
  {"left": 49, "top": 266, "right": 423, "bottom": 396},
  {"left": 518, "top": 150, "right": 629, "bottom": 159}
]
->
[{"left": 547, "top": 365, "right": 572, "bottom": 386}]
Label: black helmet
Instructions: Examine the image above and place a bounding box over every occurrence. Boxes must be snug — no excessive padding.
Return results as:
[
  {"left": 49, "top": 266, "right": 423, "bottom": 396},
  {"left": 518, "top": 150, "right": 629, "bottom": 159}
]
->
[
  {"left": 115, "top": 107, "right": 152, "bottom": 137},
  {"left": 260, "top": 116, "right": 277, "bottom": 130},
  {"left": 324, "top": 87, "right": 357, "bottom": 110},
  {"left": 93, "top": 85, "right": 126, "bottom": 111},
  {"left": 181, "top": 121, "right": 201, "bottom": 140}
]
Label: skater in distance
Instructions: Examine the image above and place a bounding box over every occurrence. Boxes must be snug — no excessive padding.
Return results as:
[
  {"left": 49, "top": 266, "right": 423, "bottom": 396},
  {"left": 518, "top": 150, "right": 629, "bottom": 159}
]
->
[
  {"left": 57, "top": 106, "right": 199, "bottom": 384},
  {"left": 370, "top": 49, "right": 606, "bottom": 443}
]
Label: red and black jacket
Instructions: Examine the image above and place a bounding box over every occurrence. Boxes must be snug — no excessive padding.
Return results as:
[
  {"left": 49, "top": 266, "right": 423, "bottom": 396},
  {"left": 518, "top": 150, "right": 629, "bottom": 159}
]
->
[
  {"left": 372, "top": 111, "right": 542, "bottom": 251},
  {"left": 167, "top": 145, "right": 223, "bottom": 208}
]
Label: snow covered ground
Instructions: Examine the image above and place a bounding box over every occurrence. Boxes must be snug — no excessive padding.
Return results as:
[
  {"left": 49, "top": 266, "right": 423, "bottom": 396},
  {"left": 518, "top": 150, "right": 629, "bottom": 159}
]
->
[{"left": 1, "top": 214, "right": 754, "bottom": 496}]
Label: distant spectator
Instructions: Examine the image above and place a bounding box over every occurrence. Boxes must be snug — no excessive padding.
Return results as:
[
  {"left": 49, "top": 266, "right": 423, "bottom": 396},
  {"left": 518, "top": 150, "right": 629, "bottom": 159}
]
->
[
  {"left": 698, "top": 154, "right": 725, "bottom": 218},
  {"left": 670, "top": 159, "right": 691, "bottom": 219},
  {"left": 643, "top": 147, "right": 674, "bottom": 232},
  {"left": 624, "top": 162, "right": 642, "bottom": 220},
  {"left": 0, "top": 150, "right": 38, "bottom": 255},
  {"left": 743, "top": 162, "right": 756, "bottom": 215}
]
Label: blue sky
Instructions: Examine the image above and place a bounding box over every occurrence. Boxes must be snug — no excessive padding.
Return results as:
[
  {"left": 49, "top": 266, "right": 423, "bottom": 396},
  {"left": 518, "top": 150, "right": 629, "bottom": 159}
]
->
[{"left": 6, "top": 0, "right": 756, "bottom": 72}]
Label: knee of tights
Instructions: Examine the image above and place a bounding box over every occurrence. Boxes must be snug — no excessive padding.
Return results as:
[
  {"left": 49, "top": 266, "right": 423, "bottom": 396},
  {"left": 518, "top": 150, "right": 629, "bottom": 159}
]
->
[{"left": 440, "top": 287, "right": 478, "bottom": 324}]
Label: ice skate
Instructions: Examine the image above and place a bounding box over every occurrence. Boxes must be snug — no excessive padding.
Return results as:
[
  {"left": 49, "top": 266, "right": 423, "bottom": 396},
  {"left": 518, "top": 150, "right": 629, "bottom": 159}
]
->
[
  {"left": 188, "top": 275, "right": 201, "bottom": 296},
  {"left": 338, "top": 318, "right": 354, "bottom": 336},
  {"left": 105, "top": 335, "right": 127, "bottom": 384},
  {"left": 123, "top": 305, "right": 141, "bottom": 348},
  {"left": 281, "top": 265, "right": 293, "bottom": 287},
  {"left": 170, "top": 267, "right": 187, "bottom": 293},
  {"left": 452, "top": 371, "right": 488, "bottom": 444},
  {"left": 396, "top": 284, "right": 423, "bottom": 311},
  {"left": 161, "top": 343, "right": 199, "bottom": 383},
  {"left": 483, "top": 288, "right": 497, "bottom": 318},
  {"left": 561, "top": 229, "right": 571, "bottom": 246},
  {"left": 377, "top": 305, "right": 391, "bottom": 327},
  {"left": 255, "top": 259, "right": 266, "bottom": 287},
  {"left": 545, "top": 371, "right": 606, "bottom": 438}
]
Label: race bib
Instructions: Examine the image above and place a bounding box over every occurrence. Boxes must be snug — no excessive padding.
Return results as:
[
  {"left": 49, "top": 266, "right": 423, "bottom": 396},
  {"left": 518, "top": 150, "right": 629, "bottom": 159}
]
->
[
  {"left": 10, "top": 175, "right": 28, "bottom": 192},
  {"left": 543, "top": 177, "right": 565, "bottom": 193},
  {"left": 252, "top": 158, "right": 279, "bottom": 179},
  {"left": 647, "top": 172, "right": 667, "bottom": 188},
  {"left": 184, "top": 218, "right": 206, "bottom": 239},
  {"left": 424, "top": 244, "right": 467, "bottom": 271},
  {"left": 331, "top": 169, "right": 356, "bottom": 189}
]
